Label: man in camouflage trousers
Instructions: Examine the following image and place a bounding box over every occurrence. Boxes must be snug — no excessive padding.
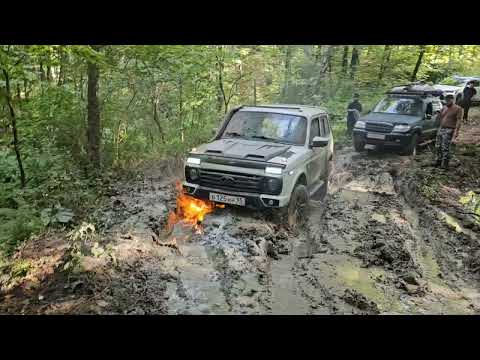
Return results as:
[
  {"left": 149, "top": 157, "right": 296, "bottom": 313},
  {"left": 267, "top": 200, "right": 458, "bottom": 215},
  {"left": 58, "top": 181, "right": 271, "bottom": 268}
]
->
[{"left": 435, "top": 94, "right": 463, "bottom": 170}]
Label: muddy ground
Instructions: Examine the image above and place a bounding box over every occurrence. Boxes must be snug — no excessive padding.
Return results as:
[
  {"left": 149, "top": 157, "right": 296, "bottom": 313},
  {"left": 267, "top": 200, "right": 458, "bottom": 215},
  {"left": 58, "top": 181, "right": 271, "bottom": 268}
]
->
[{"left": 2, "top": 112, "right": 480, "bottom": 315}]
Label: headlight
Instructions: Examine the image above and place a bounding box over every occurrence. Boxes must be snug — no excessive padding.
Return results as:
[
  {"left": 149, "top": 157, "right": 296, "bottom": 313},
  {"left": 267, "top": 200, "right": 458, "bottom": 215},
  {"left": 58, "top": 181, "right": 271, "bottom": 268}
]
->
[
  {"left": 354, "top": 120, "right": 366, "bottom": 129},
  {"left": 265, "top": 167, "right": 282, "bottom": 175},
  {"left": 187, "top": 157, "right": 201, "bottom": 165},
  {"left": 393, "top": 124, "right": 411, "bottom": 133}
]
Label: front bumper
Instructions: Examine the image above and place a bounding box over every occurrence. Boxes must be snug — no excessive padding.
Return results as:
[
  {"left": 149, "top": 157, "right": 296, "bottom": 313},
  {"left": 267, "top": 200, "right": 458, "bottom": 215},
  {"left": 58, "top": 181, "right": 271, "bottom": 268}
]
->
[
  {"left": 182, "top": 181, "right": 290, "bottom": 209},
  {"left": 353, "top": 129, "right": 412, "bottom": 148}
]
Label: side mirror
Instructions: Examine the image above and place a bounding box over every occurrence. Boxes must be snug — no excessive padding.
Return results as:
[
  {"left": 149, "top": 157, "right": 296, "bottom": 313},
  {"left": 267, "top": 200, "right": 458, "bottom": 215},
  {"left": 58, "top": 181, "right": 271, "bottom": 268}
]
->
[{"left": 311, "top": 136, "right": 329, "bottom": 148}]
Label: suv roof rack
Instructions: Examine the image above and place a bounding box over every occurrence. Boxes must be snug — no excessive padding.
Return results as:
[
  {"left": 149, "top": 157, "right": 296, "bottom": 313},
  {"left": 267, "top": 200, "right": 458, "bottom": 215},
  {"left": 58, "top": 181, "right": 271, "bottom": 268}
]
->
[
  {"left": 387, "top": 82, "right": 443, "bottom": 97},
  {"left": 249, "top": 105, "right": 304, "bottom": 112}
]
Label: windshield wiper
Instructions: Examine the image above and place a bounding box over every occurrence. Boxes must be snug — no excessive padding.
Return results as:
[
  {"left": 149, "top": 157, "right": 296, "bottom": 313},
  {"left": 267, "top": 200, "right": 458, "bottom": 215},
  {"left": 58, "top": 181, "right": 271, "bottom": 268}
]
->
[
  {"left": 223, "top": 131, "right": 245, "bottom": 138},
  {"left": 251, "top": 135, "right": 278, "bottom": 142}
]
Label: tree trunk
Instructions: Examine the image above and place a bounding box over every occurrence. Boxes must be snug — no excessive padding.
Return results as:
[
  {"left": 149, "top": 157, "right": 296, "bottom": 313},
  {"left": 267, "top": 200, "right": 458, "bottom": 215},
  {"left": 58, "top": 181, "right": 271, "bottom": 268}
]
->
[
  {"left": 79, "top": 72, "right": 84, "bottom": 101},
  {"left": 342, "top": 46, "right": 349, "bottom": 75},
  {"left": 378, "top": 45, "right": 392, "bottom": 81},
  {"left": 314, "top": 45, "right": 322, "bottom": 62},
  {"left": 179, "top": 78, "right": 184, "bottom": 142},
  {"left": 57, "top": 46, "right": 67, "bottom": 86},
  {"left": 86, "top": 47, "right": 101, "bottom": 170},
  {"left": 253, "top": 78, "right": 257, "bottom": 106},
  {"left": 39, "top": 62, "right": 46, "bottom": 81},
  {"left": 46, "top": 65, "right": 52, "bottom": 82},
  {"left": 216, "top": 46, "right": 227, "bottom": 114},
  {"left": 327, "top": 45, "right": 334, "bottom": 73},
  {"left": 281, "top": 45, "right": 293, "bottom": 99},
  {"left": 411, "top": 45, "right": 426, "bottom": 82},
  {"left": 350, "top": 46, "right": 360, "bottom": 80},
  {"left": 24, "top": 79, "right": 30, "bottom": 100},
  {"left": 152, "top": 95, "right": 165, "bottom": 142},
  {"left": 2, "top": 68, "right": 26, "bottom": 188}
]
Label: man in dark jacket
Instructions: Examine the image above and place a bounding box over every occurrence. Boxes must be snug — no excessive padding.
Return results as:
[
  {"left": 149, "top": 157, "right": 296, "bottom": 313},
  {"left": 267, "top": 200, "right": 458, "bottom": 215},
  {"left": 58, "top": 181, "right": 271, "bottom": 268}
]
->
[
  {"left": 461, "top": 81, "right": 477, "bottom": 122},
  {"left": 346, "top": 93, "right": 362, "bottom": 137}
]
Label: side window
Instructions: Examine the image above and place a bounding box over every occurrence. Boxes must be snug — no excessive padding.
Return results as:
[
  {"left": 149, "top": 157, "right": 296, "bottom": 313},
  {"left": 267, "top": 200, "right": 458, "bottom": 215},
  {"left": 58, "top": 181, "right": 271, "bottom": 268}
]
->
[
  {"left": 324, "top": 117, "right": 331, "bottom": 135},
  {"left": 425, "top": 102, "right": 433, "bottom": 116},
  {"left": 309, "top": 118, "right": 320, "bottom": 142},
  {"left": 319, "top": 117, "right": 326, "bottom": 136}
]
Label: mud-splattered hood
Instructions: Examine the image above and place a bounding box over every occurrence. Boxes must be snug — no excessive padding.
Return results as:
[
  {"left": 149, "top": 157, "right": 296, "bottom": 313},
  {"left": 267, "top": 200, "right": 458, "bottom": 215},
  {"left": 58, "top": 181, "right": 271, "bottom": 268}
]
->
[
  {"left": 192, "top": 139, "right": 309, "bottom": 168},
  {"left": 194, "top": 139, "right": 294, "bottom": 162},
  {"left": 360, "top": 112, "right": 422, "bottom": 125}
]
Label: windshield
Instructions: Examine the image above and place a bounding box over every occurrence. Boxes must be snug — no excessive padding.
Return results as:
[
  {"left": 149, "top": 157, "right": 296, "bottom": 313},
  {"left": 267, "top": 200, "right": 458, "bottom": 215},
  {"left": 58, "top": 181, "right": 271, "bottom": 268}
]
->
[
  {"left": 221, "top": 111, "right": 307, "bottom": 145},
  {"left": 373, "top": 97, "right": 423, "bottom": 116}
]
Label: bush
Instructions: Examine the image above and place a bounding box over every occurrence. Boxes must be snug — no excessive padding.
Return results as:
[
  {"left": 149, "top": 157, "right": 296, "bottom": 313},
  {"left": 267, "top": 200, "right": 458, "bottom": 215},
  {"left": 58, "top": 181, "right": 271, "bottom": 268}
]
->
[{"left": 0, "top": 207, "right": 44, "bottom": 256}]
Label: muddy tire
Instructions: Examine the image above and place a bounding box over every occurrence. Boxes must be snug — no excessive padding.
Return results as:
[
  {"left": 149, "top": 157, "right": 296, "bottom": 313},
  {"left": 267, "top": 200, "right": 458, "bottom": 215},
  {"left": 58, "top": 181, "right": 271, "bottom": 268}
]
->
[
  {"left": 284, "top": 184, "right": 309, "bottom": 229},
  {"left": 401, "top": 133, "right": 418, "bottom": 156},
  {"left": 353, "top": 137, "right": 365, "bottom": 152}
]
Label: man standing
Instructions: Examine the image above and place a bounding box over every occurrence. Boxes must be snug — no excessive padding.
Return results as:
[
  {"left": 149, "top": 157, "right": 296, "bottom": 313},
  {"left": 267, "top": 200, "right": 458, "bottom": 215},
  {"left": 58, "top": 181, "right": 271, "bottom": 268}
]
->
[
  {"left": 461, "top": 80, "right": 477, "bottom": 122},
  {"left": 347, "top": 93, "right": 362, "bottom": 137},
  {"left": 435, "top": 94, "right": 463, "bottom": 169}
]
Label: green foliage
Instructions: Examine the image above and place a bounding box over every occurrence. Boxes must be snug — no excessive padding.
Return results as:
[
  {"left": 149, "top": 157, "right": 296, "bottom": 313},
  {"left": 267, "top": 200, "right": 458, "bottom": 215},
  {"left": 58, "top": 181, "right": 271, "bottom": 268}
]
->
[
  {"left": 459, "top": 191, "right": 480, "bottom": 218},
  {"left": 0, "top": 206, "right": 43, "bottom": 256}
]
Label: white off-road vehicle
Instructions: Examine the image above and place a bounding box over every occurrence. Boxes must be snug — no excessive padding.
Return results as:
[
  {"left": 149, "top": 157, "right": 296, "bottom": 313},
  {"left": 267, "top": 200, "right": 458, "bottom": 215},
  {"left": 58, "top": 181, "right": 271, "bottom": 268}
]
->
[
  {"left": 433, "top": 76, "right": 480, "bottom": 105},
  {"left": 182, "top": 104, "right": 334, "bottom": 227}
]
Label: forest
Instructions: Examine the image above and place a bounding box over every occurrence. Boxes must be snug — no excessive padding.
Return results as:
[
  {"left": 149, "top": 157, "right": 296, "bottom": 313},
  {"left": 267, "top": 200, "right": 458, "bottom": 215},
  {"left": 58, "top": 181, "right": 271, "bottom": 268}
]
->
[{"left": 1, "top": 44, "right": 480, "bottom": 260}]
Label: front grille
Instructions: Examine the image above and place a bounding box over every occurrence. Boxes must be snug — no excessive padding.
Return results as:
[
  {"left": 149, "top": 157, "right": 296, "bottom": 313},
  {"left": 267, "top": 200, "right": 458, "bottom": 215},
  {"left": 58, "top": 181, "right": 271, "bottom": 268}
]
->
[
  {"left": 192, "top": 168, "right": 281, "bottom": 195},
  {"left": 365, "top": 122, "right": 393, "bottom": 133}
]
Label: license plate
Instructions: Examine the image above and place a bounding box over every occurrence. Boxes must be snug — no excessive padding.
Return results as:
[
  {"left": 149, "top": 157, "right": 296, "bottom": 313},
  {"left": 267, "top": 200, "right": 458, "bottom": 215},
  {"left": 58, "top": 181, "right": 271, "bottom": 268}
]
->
[
  {"left": 367, "top": 132, "right": 386, "bottom": 140},
  {"left": 209, "top": 192, "right": 245, "bottom": 206}
]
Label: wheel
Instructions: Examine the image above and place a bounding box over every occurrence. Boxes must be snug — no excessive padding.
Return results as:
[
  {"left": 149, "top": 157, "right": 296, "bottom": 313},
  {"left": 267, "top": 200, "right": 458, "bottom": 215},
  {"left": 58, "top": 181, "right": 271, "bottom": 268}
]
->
[
  {"left": 282, "top": 184, "right": 309, "bottom": 229},
  {"left": 401, "top": 133, "right": 418, "bottom": 156},
  {"left": 353, "top": 137, "right": 365, "bottom": 152}
]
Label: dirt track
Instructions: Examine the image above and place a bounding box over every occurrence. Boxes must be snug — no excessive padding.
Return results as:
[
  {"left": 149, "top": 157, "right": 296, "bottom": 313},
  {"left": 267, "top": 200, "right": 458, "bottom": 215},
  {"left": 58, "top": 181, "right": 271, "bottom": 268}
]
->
[{"left": 2, "top": 128, "right": 480, "bottom": 314}]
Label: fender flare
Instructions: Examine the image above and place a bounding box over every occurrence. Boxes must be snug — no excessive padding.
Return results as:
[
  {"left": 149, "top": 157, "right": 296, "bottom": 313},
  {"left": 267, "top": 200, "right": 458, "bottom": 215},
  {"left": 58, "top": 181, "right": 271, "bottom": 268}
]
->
[{"left": 291, "top": 171, "right": 308, "bottom": 188}]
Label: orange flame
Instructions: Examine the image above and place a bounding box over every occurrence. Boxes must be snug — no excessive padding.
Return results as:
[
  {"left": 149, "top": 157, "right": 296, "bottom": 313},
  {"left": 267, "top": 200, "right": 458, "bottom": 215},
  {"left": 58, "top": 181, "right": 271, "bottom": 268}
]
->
[{"left": 166, "top": 181, "right": 224, "bottom": 233}]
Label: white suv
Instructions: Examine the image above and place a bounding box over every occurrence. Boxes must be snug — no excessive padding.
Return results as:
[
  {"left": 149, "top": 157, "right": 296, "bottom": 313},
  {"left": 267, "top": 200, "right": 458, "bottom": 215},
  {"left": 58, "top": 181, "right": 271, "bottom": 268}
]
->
[
  {"left": 433, "top": 76, "right": 480, "bottom": 105},
  {"left": 182, "top": 104, "right": 334, "bottom": 227}
]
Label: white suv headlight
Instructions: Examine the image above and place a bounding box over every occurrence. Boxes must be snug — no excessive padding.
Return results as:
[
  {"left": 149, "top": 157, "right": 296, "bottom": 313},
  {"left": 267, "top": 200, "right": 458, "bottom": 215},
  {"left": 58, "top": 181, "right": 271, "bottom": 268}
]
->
[
  {"left": 393, "top": 124, "right": 411, "bottom": 133},
  {"left": 265, "top": 167, "right": 282, "bottom": 175},
  {"left": 187, "top": 157, "right": 201, "bottom": 165},
  {"left": 354, "top": 120, "right": 366, "bottom": 129}
]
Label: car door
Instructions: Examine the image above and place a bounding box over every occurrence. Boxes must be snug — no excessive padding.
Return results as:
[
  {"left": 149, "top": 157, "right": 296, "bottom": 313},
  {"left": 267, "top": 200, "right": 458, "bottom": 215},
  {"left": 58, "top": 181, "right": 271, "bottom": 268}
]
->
[
  {"left": 323, "top": 116, "right": 334, "bottom": 158},
  {"left": 431, "top": 100, "right": 442, "bottom": 134},
  {"left": 319, "top": 116, "right": 330, "bottom": 177},
  {"left": 306, "top": 117, "right": 322, "bottom": 188},
  {"left": 422, "top": 101, "right": 437, "bottom": 140}
]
